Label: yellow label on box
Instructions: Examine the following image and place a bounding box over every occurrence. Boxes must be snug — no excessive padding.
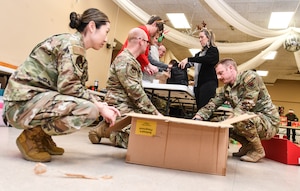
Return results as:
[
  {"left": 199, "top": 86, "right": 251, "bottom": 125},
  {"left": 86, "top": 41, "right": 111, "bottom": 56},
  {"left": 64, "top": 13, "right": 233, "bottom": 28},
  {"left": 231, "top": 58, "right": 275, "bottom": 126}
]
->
[{"left": 135, "top": 119, "right": 157, "bottom": 136}]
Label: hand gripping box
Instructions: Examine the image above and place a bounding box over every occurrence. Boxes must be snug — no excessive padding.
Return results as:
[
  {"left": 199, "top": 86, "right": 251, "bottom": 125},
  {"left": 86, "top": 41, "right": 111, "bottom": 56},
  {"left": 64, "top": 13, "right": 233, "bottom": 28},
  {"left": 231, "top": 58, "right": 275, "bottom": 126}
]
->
[{"left": 124, "top": 113, "right": 256, "bottom": 176}]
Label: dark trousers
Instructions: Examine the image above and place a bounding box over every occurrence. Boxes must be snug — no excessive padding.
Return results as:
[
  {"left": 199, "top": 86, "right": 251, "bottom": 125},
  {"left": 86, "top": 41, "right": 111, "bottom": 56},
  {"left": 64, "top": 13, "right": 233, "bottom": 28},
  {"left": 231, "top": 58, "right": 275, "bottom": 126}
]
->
[
  {"left": 194, "top": 80, "right": 218, "bottom": 110},
  {"left": 286, "top": 128, "right": 296, "bottom": 142}
]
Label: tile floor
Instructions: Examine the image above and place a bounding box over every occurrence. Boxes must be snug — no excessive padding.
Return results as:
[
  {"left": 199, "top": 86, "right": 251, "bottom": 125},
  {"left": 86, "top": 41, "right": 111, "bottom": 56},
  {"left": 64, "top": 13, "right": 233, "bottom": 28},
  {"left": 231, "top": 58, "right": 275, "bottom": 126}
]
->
[{"left": 0, "top": 126, "right": 299, "bottom": 191}]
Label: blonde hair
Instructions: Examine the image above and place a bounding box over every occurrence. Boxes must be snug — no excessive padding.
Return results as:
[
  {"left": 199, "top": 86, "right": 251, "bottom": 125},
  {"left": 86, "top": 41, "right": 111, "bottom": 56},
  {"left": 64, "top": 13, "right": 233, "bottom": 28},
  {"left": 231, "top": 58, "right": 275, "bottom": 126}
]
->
[
  {"left": 200, "top": 28, "right": 217, "bottom": 47},
  {"left": 216, "top": 58, "right": 237, "bottom": 70}
]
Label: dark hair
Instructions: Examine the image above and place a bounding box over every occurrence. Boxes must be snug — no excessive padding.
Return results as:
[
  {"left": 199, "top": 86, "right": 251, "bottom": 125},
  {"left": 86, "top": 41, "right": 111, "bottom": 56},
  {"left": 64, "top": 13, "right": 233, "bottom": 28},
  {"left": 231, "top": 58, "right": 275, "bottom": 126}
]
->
[
  {"left": 69, "top": 8, "right": 110, "bottom": 32},
  {"left": 169, "top": 59, "right": 178, "bottom": 66},
  {"left": 147, "top": 15, "right": 164, "bottom": 34}
]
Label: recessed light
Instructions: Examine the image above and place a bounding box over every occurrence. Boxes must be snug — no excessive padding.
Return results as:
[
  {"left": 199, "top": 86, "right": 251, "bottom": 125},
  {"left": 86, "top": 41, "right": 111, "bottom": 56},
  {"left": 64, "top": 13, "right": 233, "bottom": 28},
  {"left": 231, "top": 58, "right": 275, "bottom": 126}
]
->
[
  {"left": 268, "top": 12, "right": 294, "bottom": 29},
  {"left": 166, "top": 13, "right": 191, "bottom": 29},
  {"left": 256, "top": 70, "right": 269, "bottom": 77}
]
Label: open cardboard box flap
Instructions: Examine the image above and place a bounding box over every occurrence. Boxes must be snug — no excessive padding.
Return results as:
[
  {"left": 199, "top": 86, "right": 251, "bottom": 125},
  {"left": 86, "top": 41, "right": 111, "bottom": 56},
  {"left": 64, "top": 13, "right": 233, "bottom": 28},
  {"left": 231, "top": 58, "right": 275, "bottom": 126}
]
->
[
  {"left": 219, "top": 113, "right": 257, "bottom": 125},
  {"left": 112, "top": 113, "right": 257, "bottom": 131}
]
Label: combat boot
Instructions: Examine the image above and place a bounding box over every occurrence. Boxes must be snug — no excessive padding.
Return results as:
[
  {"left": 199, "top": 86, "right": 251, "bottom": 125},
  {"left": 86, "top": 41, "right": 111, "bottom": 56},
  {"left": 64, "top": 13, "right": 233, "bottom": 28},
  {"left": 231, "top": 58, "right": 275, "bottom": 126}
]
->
[
  {"left": 233, "top": 120, "right": 265, "bottom": 162},
  {"left": 240, "top": 136, "right": 265, "bottom": 162},
  {"left": 41, "top": 132, "right": 64, "bottom": 155},
  {"left": 16, "top": 128, "right": 51, "bottom": 162},
  {"left": 88, "top": 121, "right": 111, "bottom": 144},
  {"left": 230, "top": 132, "right": 253, "bottom": 157},
  {"left": 233, "top": 143, "right": 252, "bottom": 157}
]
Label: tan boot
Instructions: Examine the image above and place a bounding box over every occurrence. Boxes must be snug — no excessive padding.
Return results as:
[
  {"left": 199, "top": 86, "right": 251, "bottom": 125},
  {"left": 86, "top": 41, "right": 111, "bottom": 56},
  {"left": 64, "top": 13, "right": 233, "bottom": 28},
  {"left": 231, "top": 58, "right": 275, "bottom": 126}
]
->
[
  {"left": 240, "top": 136, "right": 265, "bottom": 162},
  {"left": 233, "top": 121, "right": 265, "bottom": 162},
  {"left": 41, "top": 132, "right": 64, "bottom": 155},
  {"left": 88, "top": 121, "right": 110, "bottom": 144},
  {"left": 16, "top": 128, "right": 51, "bottom": 162},
  {"left": 233, "top": 143, "right": 253, "bottom": 157},
  {"left": 230, "top": 132, "right": 253, "bottom": 157}
]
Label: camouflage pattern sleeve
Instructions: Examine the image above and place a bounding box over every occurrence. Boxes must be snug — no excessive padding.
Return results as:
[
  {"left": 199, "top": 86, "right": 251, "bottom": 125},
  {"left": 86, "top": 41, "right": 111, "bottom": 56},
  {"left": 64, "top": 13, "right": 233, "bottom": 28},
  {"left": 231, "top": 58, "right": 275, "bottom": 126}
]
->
[
  {"left": 3, "top": 33, "right": 99, "bottom": 102},
  {"left": 231, "top": 71, "right": 260, "bottom": 115},
  {"left": 56, "top": 38, "right": 95, "bottom": 101},
  {"left": 117, "top": 58, "right": 158, "bottom": 114}
]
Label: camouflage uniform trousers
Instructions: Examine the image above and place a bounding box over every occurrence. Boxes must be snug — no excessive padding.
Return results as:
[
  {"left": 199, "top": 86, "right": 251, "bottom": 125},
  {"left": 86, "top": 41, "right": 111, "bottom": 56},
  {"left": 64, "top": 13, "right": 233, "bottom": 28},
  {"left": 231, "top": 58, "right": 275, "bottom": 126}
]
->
[
  {"left": 93, "top": 114, "right": 131, "bottom": 149},
  {"left": 212, "top": 111, "right": 279, "bottom": 141},
  {"left": 4, "top": 91, "right": 99, "bottom": 136},
  {"left": 110, "top": 124, "right": 131, "bottom": 149},
  {"left": 233, "top": 112, "right": 279, "bottom": 141}
]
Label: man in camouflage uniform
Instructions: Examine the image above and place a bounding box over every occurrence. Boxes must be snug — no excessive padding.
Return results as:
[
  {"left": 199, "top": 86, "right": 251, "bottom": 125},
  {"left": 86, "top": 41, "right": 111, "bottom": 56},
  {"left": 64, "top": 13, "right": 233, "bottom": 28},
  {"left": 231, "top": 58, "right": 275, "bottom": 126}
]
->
[
  {"left": 89, "top": 28, "right": 162, "bottom": 148},
  {"left": 193, "top": 58, "right": 280, "bottom": 162},
  {"left": 3, "top": 8, "right": 120, "bottom": 162}
]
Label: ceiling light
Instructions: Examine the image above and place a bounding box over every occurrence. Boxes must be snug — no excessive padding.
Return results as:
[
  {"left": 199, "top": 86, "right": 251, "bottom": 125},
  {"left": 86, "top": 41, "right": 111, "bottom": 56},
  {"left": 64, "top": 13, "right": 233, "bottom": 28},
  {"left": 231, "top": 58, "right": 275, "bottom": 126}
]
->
[
  {"left": 263, "top": 51, "right": 277, "bottom": 60},
  {"left": 256, "top": 70, "right": 269, "bottom": 77},
  {"left": 268, "top": 12, "right": 294, "bottom": 29},
  {"left": 189, "top": 48, "right": 200, "bottom": 56},
  {"left": 166, "top": 13, "right": 191, "bottom": 29}
]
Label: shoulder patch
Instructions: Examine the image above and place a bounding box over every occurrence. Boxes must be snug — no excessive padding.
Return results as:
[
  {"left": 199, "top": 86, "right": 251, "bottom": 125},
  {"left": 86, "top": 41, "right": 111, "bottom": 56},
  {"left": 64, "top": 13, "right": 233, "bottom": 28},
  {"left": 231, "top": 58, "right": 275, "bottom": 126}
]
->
[
  {"left": 73, "top": 46, "right": 85, "bottom": 56},
  {"left": 126, "top": 64, "right": 138, "bottom": 78},
  {"left": 75, "top": 55, "right": 86, "bottom": 71},
  {"left": 243, "top": 71, "right": 257, "bottom": 83},
  {"left": 243, "top": 71, "right": 257, "bottom": 89}
]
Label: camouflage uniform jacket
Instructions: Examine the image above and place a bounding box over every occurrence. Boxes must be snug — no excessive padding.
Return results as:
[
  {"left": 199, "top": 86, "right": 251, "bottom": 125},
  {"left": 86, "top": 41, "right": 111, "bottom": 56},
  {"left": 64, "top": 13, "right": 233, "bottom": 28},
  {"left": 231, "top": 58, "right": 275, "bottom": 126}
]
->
[
  {"left": 105, "top": 49, "right": 158, "bottom": 115},
  {"left": 3, "top": 32, "right": 100, "bottom": 103},
  {"left": 196, "top": 70, "right": 280, "bottom": 126}
]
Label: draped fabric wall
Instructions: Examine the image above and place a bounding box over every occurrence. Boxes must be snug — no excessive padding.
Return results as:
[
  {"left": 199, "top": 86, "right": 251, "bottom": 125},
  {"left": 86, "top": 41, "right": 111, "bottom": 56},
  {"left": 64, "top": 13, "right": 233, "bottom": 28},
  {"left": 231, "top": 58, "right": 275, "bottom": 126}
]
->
[{"left": 113, "top": 0, "right": 300, "bottom": 72}]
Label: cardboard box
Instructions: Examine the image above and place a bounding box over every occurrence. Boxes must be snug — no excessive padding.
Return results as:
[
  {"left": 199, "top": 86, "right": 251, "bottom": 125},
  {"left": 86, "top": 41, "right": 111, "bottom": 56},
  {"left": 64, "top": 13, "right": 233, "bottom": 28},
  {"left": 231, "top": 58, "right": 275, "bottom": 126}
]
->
[{"left": 125, "top": 113, "right": 256, "bottom": 176}]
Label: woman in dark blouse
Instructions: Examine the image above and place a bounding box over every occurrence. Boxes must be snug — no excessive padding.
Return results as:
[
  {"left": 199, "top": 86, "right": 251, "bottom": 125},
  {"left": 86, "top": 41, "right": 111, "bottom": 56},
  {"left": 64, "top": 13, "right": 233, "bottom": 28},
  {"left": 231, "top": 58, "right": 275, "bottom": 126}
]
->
[{"left": 179, "top": 28, "right": 219, "bottom": 110}]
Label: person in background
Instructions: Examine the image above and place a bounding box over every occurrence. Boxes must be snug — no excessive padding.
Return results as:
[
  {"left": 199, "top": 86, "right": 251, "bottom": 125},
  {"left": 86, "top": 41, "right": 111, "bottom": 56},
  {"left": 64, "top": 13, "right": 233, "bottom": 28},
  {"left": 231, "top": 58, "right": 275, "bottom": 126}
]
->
[
  {"left": 148, "top": 33, "right": 168, "bottom": 72},
  {"left": 143, "top": 33, "right": 168, "bottom": 82},
  {"left": 178, "top": 28, "right": 219, "bottom": 110},
  {"left": 193, "top": 58, "right": 280, "bottom": 163},
  {"left": 285, "top": 109, "right": 298, "bottom": 143},
  {"left": 89, "top": 28, "right": 162, "bottom": 148},
  {"left": 167, "top": 59, "right": 189, "bottom": 86},
  {"left": 158, "top": 44, "right": 166, "bottom": 59},
  {"left": 119, "top": 15, "right": 165, "bottom": 76},
  {"left": 3, "top": 8, "right": 120, "bottom": 162}
]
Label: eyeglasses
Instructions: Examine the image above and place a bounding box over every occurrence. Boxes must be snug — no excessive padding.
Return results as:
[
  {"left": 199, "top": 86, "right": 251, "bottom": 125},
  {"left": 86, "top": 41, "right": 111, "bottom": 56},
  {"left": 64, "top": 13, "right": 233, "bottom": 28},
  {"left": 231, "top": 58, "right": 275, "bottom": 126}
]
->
[{"left": 138, "top": 38, "right": 150, "bottom": 45}]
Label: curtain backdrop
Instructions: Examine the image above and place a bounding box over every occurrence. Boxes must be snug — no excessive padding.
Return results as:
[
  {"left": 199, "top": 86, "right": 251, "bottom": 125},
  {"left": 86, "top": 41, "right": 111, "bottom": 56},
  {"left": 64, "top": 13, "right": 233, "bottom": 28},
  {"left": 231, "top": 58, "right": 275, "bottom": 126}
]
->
[{"left": 113, "top": 0, "right": 300, "bottom": 72}]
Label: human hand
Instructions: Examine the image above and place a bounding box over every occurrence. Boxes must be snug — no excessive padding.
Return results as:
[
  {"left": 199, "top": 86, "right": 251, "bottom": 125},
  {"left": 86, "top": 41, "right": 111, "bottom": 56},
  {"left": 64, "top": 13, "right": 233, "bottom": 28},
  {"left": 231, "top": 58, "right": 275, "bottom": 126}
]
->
[
  {"left": 192, "top": 114, "right": 203, "bottom": 121},
  {"left": 145, "top": 63, "right": 158, "bottom": 75},
  {"left": 157, "top": 111, "right": 163, "bottom": 116},
  {"left": 102, "top": 106, "right": 121, "bottom": 127},
  {"left": 92, "top": 99, "right": 121, "bottom": 127},
  {"left": 227, "top": 112, "right": 234, "bottom": 119},
  {"left": 178, "top": 58, "right": 188, "bottom": 69},
  {"left": 99, "top": 105, "right": 121, "bottom": 127},
  {"left": 152, "top": 110, "right": 163, "bottom": 116}
]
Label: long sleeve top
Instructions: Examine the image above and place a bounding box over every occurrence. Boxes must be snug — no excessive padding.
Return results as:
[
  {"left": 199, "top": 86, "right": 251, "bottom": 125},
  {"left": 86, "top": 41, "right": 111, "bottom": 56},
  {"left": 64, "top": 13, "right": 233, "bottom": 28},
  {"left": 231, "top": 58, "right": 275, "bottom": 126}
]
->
[
  {"left": 187, "top": 46, "right": 219, "bottom": 87},
  {"left": 3, "top": 32, "right": 99, "bottom": 102},
  {"left": 105, "top": 49, "right": 158, "bottom": 115}
]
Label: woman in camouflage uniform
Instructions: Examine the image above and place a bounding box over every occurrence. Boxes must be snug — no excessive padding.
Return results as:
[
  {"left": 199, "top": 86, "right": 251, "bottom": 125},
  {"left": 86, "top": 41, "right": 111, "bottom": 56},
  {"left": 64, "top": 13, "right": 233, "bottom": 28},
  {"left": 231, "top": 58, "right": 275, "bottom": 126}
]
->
[{"left": 3, "top": 8, "right": 120, "bottom": 162}]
